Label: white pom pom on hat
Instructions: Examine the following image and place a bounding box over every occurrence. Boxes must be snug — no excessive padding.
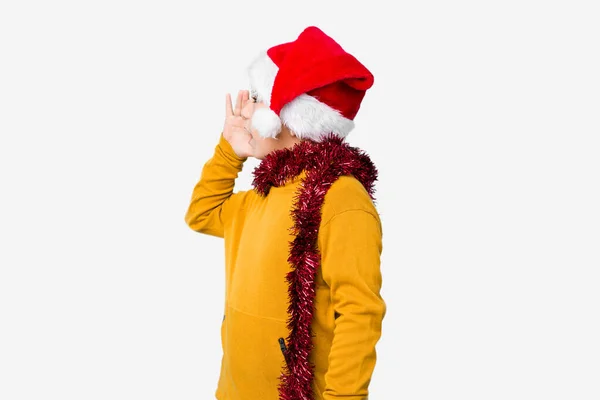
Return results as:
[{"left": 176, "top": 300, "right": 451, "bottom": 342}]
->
[
  {"left": 250, "top": 106, "right": 282, "bottom": 139},
  {"left": 246, "top": 26, "right": 374, "bottom": 142}
]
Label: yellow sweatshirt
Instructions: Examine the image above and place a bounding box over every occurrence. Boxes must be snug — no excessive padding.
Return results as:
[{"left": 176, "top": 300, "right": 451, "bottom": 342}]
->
[{"left": 184, "top": 133, "right": 386, "bottom": 400}]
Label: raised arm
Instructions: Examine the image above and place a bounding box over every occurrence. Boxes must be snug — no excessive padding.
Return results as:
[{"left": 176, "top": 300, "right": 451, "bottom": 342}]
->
[
  {"left": 184, "top": 90, "right": 255, "bottom": 238},
  {"left": 319, "top": 209, "right": 387, "bottom": 400},
  {"left": 184, "top": 132, "right": 248, "bottom": 237}
]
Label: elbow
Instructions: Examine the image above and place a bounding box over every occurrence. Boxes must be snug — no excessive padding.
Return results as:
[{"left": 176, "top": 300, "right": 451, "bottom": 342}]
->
[
  {"left": 184, "top": 209, "right": 207, "bottom": 232},
  {"left": 184, "top": 208, "right": 224, "bottom": 238}
]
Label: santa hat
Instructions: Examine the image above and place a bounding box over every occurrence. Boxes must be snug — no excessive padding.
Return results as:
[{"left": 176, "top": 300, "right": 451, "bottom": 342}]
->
[{"left": 246, "top": 26, "right": 374, "bottom": 141}]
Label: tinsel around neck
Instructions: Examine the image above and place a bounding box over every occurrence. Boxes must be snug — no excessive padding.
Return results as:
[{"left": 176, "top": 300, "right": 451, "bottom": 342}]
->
[{"left": 251, "top": 133, "right": 379, "bottom": 199}]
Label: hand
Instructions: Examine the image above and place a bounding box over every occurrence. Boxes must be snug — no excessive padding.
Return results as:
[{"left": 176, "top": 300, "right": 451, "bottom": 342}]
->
[{"left": 223, "top": 90, "right": 253, "bottom": 159}]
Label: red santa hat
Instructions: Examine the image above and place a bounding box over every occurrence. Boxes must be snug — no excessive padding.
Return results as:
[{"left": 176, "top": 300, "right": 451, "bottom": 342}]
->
[{"left": 246, "top": 26, "right": 374, "bottom": 141}]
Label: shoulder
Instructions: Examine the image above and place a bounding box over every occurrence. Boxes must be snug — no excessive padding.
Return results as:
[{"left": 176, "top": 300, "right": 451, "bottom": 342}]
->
[
  {"left": 222, "top": 188, "right": 257, "bottom": 220},
  {"left": 320, "top": 175, "right": 380, "bottom": 228}
]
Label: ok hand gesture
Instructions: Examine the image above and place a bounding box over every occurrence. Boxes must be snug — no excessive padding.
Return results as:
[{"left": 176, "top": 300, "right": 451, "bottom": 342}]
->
[{"left": 223, "top": 90, "right": 253, "bottom": 159}]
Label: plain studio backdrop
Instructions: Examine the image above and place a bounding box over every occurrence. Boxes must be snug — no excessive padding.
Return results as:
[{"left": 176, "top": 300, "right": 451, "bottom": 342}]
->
[{"left": 1, "top": 1, "right": 599, "bottom": 399}]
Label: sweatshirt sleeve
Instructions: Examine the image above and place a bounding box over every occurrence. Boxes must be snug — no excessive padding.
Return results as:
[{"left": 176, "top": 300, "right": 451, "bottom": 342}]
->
[
  {"left": 184, "top": 132, "right": 249, "bottom": 238},
  {"left": 318, "top": 209, "right": 387, "bottom": 400}
]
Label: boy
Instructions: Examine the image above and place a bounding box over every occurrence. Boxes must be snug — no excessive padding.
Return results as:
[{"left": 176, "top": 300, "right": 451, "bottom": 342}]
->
[{"left": 185, "top": 26, "right": 386, "bottom": 400}]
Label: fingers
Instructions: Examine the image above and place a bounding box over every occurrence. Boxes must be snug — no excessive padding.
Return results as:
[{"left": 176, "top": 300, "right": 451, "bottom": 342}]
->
[
  {"left": 244, "top": 92, "right": 254, "bottom": 109},
  {"left": 234, "top": 90, "right": 243, "bottom": 116},
  {"left": 225, "top": 93, "right": 233, "bottom": 117},
  {"left": 226, "top": 89, "right": 252, "bottom": 117}
]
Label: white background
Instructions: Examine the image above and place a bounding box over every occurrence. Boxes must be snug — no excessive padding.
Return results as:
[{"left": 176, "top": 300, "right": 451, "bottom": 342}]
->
[{"left": 1, "top": 1, "right": 599, "bottom": 399}]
